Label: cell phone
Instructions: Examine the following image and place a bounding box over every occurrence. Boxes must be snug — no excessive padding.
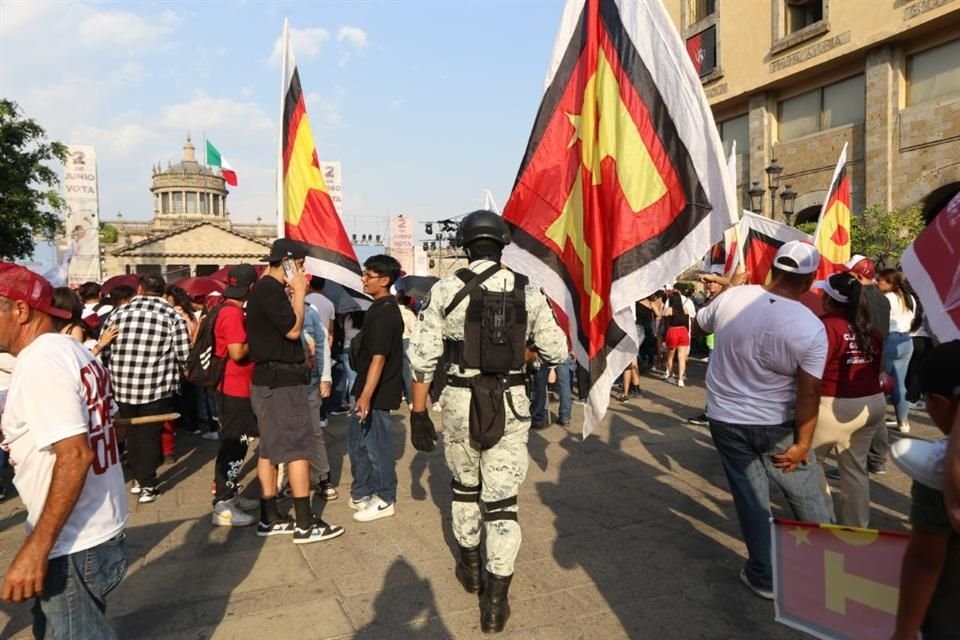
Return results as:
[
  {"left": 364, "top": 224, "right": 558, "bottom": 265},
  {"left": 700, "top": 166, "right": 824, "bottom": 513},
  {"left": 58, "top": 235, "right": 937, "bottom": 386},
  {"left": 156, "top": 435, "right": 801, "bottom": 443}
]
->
[{"left": 282, "top": 257, "right": 296, "bottom": 281}]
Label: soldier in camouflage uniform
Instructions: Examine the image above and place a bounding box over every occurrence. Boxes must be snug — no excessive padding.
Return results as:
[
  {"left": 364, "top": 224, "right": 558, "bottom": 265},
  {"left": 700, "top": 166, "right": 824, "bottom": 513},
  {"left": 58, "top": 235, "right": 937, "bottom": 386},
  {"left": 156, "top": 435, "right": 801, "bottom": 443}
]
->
[{"left": 408, "top": 210, "right": 567, "bottom": 633}]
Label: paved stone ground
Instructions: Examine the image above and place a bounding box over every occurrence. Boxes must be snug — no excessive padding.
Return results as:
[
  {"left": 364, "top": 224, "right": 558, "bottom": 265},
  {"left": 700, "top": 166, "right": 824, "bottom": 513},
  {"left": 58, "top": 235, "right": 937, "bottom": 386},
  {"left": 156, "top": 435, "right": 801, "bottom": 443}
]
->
[{"left": 0, "top": 362, "right": 934, "bottom": 639}]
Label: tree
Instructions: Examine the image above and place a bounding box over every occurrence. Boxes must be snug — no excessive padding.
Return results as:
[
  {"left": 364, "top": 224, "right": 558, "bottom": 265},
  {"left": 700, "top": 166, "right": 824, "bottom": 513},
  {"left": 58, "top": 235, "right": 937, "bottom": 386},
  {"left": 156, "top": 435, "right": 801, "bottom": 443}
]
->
[
  {"left": 851, "top": 204, "right": 925, "bottom": 268},
  {"left": 0, "top": 100, "right": 68, "bottom": 261},
  {"left": 99, "top": 222, "right": 119, "bottom": 244}
]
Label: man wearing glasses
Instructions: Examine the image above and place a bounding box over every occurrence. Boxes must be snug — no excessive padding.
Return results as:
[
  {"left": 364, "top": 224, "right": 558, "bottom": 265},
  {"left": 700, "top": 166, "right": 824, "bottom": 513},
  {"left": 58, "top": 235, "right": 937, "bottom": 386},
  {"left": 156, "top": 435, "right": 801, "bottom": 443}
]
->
[{"left": 348, "top": 255, "right": 404, "bottom": 523}]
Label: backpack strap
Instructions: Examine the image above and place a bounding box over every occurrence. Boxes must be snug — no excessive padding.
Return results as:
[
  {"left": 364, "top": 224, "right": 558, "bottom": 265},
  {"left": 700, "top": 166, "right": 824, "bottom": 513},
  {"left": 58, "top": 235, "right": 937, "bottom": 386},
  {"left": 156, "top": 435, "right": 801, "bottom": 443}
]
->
[{"left": 443, "top": 263, "right": 503, "bottom": 317}]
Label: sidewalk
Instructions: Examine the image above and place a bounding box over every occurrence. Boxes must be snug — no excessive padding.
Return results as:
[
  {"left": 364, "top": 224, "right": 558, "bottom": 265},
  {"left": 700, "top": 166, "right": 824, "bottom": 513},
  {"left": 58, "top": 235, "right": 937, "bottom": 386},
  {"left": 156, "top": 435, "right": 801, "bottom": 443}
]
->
[{"left": 0, "top": 365, "right": 927, "bottom": 638}]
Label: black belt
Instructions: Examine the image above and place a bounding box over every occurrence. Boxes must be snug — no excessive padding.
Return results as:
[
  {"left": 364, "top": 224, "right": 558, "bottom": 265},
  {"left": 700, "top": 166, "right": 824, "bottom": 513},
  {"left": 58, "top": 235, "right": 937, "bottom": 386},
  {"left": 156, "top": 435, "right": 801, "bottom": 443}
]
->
[{"left": 447, "top": 373, "right": 526, "bottom": 388}]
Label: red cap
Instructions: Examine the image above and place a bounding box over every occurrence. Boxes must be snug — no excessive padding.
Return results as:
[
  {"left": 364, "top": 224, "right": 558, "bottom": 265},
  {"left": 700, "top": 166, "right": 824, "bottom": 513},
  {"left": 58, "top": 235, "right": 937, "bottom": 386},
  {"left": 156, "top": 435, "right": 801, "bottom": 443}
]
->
[
  {"left": 0, "top": 265, "right": 72, "bottom": 320},
  {"left": 844, "top": 254, "right": 876, "bottom": 280}
]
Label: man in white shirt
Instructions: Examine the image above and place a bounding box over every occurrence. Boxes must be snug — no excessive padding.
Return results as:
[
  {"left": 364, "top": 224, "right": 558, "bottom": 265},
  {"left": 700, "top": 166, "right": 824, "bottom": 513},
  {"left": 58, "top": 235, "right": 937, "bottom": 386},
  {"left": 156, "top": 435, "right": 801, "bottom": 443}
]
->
[
  {"left": 0, "top": 265, "right": 127, "bottom": 638},
  {"left": 695, "top": 241, "right": 831, "bottom": 601}
]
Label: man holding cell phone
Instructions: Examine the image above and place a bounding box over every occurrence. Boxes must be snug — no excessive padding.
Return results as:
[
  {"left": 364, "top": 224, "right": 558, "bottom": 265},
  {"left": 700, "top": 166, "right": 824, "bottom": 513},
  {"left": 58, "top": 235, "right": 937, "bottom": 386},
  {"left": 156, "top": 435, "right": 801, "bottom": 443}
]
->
[{"left": 245, "top": 239, "right": 344, "bottom": 545}]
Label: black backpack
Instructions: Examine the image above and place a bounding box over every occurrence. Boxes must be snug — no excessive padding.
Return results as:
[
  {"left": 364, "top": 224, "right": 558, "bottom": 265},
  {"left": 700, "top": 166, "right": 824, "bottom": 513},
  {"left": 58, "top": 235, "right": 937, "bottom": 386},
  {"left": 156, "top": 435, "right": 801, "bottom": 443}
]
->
[
  {"left": 448, "top": 265, "right": 528, "bottom": 374},
  {"left": 185, "top": 305, "right": 227, "bottom": 388}
]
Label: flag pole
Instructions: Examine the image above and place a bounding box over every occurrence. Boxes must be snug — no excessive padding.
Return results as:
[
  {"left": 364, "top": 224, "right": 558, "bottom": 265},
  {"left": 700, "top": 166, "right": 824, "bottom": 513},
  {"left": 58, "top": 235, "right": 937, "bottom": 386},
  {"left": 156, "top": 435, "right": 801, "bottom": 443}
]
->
[{"left": 276, "top": 18, "right": 289, "bottom": 240}]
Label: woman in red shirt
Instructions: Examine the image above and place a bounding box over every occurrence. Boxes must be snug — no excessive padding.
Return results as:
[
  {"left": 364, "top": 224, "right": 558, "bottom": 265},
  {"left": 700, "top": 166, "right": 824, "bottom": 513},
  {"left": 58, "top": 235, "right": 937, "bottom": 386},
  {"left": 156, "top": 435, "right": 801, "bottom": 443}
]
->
[{"left": 812, "top": 272, "right": 885, "bottom": 527}]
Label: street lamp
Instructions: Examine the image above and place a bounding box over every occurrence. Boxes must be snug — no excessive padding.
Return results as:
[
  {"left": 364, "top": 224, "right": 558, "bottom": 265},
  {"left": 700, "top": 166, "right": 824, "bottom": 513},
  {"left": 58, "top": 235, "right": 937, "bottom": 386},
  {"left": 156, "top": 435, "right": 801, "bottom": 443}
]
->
[
  {"left": 780, "top": 184, "right": 798, "bottom": 224},
  {"left": 748, "top": 181, "right": 765, "bottom": 213},
  {"left": 765, "top": 158, "right": 784, "bottom": 218}
]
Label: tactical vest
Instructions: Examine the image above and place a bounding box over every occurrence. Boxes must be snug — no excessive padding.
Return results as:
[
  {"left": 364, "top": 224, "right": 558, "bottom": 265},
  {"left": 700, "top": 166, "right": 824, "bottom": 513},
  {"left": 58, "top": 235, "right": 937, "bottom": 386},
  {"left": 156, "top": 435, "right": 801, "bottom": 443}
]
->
[{"left": 444, "top": 265, "right": 528, "bottom": 375}]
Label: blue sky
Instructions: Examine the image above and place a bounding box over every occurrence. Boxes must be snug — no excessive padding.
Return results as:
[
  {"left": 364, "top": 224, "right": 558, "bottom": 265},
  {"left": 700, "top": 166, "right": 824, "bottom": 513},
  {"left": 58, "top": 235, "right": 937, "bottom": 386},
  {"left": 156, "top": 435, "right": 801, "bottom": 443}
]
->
[{"left": 0, "top": 0, "right": 566, "bottom": 240}]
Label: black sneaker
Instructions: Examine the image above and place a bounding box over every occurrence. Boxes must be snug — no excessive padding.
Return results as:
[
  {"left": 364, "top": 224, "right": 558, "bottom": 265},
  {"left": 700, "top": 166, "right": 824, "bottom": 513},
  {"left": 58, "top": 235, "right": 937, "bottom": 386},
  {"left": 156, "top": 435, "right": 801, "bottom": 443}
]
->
[
  {"left": 531, "top": 420, "right": 549, "bottom": 430},
  {"left": 317, "top": 481, "right": 339, "bottom": 501},
  {"left": 687, "top": 413, "right": 709, "bottom": 426},
  {"left": 329, "top": 407, "right": 351, "bottom": 416},
  {"left": 868, "top": 465, "right": 888, "bottom": 476},
  {"left": 293, "top": 520, "right": 345, "bottom": 544},
  {"left": 256, "top": 518, "right": 296, "bottom": 537}
]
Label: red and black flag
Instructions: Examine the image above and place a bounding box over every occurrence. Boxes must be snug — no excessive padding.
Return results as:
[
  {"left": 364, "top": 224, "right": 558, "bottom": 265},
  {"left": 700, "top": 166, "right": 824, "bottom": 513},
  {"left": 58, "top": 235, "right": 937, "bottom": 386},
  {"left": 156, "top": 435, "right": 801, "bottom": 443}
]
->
[
  {"left": 736, "top": 212, "right": 812, "bottom": 285},
  {"left": 502, "top": 0, "right": 738, "bottom": 436},
  {"left": 278, "top": 20, "right": 366, "bottom": 301}
]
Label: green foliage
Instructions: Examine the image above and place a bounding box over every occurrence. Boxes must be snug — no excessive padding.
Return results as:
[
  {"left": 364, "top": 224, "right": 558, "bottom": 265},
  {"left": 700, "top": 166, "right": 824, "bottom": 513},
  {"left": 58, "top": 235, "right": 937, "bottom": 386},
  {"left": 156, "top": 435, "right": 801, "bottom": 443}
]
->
[
  {"left": 0, "top": 100, "right": 67, "bottom": 261},
  {"left": 851, "top": 204, "right": 925, "bottom": 267},
  {"left": 99, "top": 223, "right": 119, "bottom": 244}
]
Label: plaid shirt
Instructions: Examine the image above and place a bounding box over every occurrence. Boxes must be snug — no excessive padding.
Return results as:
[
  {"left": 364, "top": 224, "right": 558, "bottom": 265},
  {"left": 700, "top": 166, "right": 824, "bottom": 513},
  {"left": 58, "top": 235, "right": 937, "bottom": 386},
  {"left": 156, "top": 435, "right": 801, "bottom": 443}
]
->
[{"left": 106, "top": 295, "right": 191, "bottom": 405}]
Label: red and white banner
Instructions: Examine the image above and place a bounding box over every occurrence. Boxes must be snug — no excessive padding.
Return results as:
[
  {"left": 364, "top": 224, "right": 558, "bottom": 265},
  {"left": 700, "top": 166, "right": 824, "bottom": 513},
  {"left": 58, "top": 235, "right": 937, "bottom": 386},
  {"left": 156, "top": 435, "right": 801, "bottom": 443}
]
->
[{"left": 901, "top": 192, "right": 960, "bottom": 342}]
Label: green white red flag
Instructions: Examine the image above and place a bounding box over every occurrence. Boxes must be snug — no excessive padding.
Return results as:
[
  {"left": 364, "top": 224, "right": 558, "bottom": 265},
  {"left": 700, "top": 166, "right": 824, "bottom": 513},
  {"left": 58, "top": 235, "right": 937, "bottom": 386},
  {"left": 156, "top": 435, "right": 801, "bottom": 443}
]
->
[
  {"left": 501, "top": 0, "right": 738, "bottom": 436},
  {"left": 205, "top": 140, "right": 237, "bottom": 186}
]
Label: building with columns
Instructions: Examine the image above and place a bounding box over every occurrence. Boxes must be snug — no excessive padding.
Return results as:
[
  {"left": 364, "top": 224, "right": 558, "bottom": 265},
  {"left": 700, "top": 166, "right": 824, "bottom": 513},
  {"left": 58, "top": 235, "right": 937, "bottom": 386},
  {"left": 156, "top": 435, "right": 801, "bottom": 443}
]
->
[
  {"left": 666, "top": 0, "right": 960, "bottom": 224},
  {"left": 100, "top": 136, "right": 276, "bottom": 279}
]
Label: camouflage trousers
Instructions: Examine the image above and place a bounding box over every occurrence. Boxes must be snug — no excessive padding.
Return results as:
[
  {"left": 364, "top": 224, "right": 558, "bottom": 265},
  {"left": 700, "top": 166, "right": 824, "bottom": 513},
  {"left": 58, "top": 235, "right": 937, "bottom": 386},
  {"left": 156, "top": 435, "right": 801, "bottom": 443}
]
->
[{"left": 440, "top": 385, "right": 530, "bottom": 577}]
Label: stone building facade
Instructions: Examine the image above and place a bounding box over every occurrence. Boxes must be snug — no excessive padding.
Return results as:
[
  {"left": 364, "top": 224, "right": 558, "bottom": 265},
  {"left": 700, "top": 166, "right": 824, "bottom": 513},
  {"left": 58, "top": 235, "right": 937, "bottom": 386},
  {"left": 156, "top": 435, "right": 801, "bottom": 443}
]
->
[
  {"left": 100, "top": 137, "right": 276, "bottom": 280},
  {"left": 666, "top": 0, "right": 960, "bottom": 224}
]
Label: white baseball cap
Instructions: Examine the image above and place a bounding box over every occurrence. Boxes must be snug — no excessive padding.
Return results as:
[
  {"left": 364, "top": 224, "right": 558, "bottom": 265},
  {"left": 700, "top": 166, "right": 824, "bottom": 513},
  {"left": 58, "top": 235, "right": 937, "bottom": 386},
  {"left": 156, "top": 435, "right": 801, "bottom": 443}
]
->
[{"left": 773, "top": 241, "right": 820, "bottom": 275}]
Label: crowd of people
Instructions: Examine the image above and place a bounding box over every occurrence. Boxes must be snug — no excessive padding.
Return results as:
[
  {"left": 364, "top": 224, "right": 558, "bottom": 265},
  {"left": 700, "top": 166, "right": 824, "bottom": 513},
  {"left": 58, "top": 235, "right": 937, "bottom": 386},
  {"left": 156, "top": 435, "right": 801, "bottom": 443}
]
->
[{"left": 0, "top": 221, "right": 957, "bottom": 638}]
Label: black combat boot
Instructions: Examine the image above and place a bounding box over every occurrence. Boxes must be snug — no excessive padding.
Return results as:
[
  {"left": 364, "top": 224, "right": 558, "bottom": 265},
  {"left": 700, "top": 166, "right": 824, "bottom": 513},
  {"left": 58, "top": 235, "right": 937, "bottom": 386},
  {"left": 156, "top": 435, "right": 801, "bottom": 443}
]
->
[
  {"left": 455, "top": 545, "right": 482, "bottom": 593},
  {"left": 480, "top": 573, "right": 512, "bottom": 633}
]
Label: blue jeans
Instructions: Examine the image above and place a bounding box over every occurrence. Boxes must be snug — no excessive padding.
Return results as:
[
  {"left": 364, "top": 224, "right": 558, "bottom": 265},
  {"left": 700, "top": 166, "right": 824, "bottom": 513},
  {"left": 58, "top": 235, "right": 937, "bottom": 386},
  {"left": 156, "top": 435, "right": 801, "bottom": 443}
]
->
[
  {"left": 347, "top": 409, "right": 397, "bottom": 504},
  {"left": 884, "top": 332, "right": 913, "bottom": 423},
  {"left": 32, "top": 533, "right": 128, "bottom": 640},
  {"left": 338, "top": 350, "right": 358, "bottom": 407},
  {"left": 531, "top": 366, "right": 549, "bottom": 423},
  {"left": 555, "top": 356, "right": 575, "bottom": 423},
  {"left": 401, "top": 338, "right": 413, "bottom": 404},
  {"left": 709, "top": 420, "right": 830, "bottom": 591}
]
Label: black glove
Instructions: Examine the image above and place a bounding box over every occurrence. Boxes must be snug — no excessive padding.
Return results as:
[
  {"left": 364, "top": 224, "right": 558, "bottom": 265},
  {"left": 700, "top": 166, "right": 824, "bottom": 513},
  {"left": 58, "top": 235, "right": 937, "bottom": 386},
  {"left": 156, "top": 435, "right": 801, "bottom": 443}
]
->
[{"left": 410, "top": 410, "right": 438, "bottom": 453}]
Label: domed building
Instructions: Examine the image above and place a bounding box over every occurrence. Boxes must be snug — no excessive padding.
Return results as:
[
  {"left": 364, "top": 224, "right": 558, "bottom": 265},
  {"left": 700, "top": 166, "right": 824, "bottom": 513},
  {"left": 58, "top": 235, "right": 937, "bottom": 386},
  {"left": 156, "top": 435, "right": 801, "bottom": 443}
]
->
[{"left": 100, "top": 136, "right": 276, "bottom": 280}]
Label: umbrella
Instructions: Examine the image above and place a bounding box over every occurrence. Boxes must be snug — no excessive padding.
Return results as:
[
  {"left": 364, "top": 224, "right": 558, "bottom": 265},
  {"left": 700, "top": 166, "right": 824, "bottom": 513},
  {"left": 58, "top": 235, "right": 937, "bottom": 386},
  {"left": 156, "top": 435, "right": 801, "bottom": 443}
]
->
[
  {"left": 396, "top": 275, "right": 439, "bottom": 300},
  {"left": 208, "top": 264, "right": 266, "bottom": 283},
  {"left": 100, "top": 274, "right": 140, "bottom": 297},
  {"left": 321, "top": 280, "right": 371, "bottom": 314},
  {"left": 173, "top": 277, "right": 225, "bottom": 299}
]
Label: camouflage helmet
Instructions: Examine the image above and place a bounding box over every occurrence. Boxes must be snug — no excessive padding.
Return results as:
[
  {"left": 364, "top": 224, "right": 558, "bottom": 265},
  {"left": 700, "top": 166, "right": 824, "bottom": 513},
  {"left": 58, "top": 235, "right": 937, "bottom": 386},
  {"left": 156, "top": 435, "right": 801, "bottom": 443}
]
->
[{"left": 454, "top": 210, "right": 511, "bottom": 248}]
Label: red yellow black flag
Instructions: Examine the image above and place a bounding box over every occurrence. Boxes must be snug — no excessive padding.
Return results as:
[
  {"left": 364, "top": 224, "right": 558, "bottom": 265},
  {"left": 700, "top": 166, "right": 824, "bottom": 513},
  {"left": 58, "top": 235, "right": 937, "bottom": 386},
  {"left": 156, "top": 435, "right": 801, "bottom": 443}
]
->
[
  {"left": 502, "top": 0, "right": 738, "bottom": 435},
  {"left": 278, "top": 20, "right": 365, "bottom": 297},
  {"left": 813, "top": 143, "right": 852, "bottom": 281}
]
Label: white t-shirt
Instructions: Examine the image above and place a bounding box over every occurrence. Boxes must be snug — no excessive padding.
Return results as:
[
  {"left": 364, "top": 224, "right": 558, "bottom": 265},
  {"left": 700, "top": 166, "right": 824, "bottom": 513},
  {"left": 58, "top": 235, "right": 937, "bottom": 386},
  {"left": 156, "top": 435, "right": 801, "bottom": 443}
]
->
[
  {"left": 697, "top": 285, "right": 828, "bottom": 425},
  {"left": 886, "top": 292, "right": 916, "bottom": 334},
  {"left": 400, "top": 305, "right": 418, "bottom": 340},
  {"left": 0, "top": 334, "right": 127, "bottom": 559},
  {"left": 306, "top": 292, "right": 336, "bottom": 333}
]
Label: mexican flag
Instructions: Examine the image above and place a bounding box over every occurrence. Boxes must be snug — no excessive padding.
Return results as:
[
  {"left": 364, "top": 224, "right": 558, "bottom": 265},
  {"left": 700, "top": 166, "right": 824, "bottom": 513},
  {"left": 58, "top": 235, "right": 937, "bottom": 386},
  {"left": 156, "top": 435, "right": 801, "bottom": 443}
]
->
[{"left": 205, "top": 139, "right": 237, "bottom": 186}]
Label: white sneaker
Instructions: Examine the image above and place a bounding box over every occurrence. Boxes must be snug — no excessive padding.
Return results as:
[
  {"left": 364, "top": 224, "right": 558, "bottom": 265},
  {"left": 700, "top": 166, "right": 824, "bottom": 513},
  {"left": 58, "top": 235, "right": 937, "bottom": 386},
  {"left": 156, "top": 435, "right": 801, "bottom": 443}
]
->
[
  {"left": 909, "top": 400, "right": 926, "bottom": 412},
  {"left": 319, "top": 418, "right": 329, "bottom": 428},
  {"left": 129, "top": 480, "right": 141, "bottom": 495},
  {"left": 739, "top": 569, "right": 773, "bottom": 600},
  {"left": 202, "top": 431, "right": 220, "bottom": 441},
  {"left": 349, "top": 496, "right": 372, "bottom": 511},
  {"left": 890, "top": 438, "right": 946, "bottom": 491},
  {"left": 353, "top": 496, "right": 395, "bottom": 522},
  {"left": 897, "top": 423, "right": 911, "bottom": 433},
  {"left": 229, "top": 494, "right": 259, "bottom": 512},
  {"left": 432, "top": 402, "right": 442, "bottom": 413},
  {"left": 677, "top": 378, "right": 685, "bottom": 388},
  {"left": 212, "top": 501, "right": 255, "bottom": 527},
  {"left": 661, "top": 372, "right": 671, "bottom": 380}
]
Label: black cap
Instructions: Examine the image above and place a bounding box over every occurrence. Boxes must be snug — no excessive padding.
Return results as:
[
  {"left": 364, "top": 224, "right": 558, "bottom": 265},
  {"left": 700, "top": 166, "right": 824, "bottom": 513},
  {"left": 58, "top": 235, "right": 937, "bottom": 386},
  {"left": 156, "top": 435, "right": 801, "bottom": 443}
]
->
[
  {"left": 223, "top": 264, "right": 258, "bottom": 299},
  {"left": 262, "top": 238, "right": 307, "bottom": 263}
]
